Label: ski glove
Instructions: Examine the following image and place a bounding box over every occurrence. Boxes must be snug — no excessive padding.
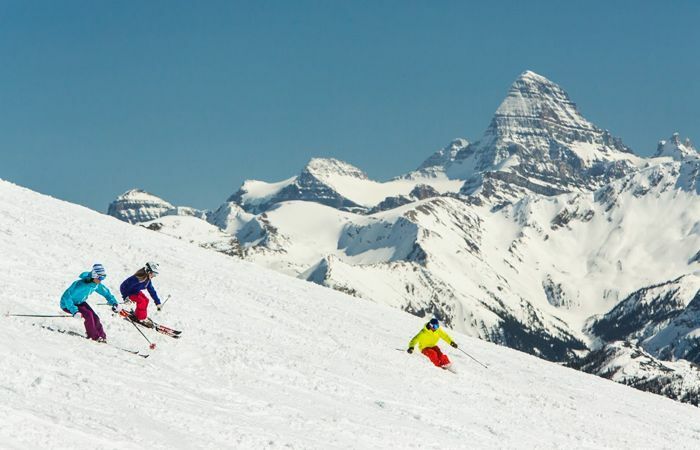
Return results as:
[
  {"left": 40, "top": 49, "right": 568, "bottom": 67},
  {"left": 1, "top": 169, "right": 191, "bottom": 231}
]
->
[
  {"left": 407, "top": 347, "right": 414, "bottom": 354},
  {"left": 73, "top": 312, "right": 83, "bottom": 320},
  {"left": 450, "top": 342, "right": 458, "bottom": 348},
  {"left": 112, "top": 304, "right": 122, "bottom": 313},
  {"left": 156, "top": 305, "right": 162, "bottom": 311}
]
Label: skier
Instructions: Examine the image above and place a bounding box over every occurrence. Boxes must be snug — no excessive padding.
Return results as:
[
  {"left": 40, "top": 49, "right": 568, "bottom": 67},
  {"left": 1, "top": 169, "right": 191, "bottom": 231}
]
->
[
  {"left": 120, "top": 261, "right": 162, "bottom": 325},
  {"left": 407, "top": 318, "right": 458, "bottom": 369},
  {"left": 60, "top": 263, "right": 121, "bottom": 342}
]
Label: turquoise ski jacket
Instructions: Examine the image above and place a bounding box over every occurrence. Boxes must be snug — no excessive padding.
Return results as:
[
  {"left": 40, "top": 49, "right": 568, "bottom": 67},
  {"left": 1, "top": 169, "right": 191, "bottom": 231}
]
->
[{"left": 60, "top": 272, "right": 118, "bottom": 315}]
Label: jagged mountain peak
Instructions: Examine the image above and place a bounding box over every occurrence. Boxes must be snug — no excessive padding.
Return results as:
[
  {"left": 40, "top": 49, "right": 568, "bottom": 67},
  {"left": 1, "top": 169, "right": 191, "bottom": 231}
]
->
[
  {"left": 493, "top": 70, "right": 595, "bottom": 135},
  {"left": 304, "top": 157, "right": 368, "bottom": 180},
  {"left": 442, "top": 70, "right": 639, "bottom": 201},
  {"left": 508, "top": 70, "right": 571, "bottom": 101},
  {"left": 655, "top": 133, "right": 698, "bottom": 160}
]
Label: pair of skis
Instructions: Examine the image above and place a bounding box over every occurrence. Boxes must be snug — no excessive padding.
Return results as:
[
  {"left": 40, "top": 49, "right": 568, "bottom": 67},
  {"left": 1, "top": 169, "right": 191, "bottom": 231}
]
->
[
  {"left": 118, "top": 309, "right": 182, "bottom": 339},
  {"left": 39, "top": 325, "right": 150, "bottom": 358}
]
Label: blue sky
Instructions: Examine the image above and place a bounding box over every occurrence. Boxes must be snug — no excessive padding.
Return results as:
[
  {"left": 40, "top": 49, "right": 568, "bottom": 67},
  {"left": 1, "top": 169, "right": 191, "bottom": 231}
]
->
[{"left": 0, "top": 0, "right": 698, "bottom": 211}]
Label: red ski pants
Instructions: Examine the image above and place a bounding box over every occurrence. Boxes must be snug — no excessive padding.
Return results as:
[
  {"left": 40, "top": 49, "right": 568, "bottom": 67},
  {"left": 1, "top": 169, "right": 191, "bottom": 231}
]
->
[
  {"left": 422, "top": 346, "right": 451, "bottom": 367},
  {"left": 128, "top": 291, "right": 151, "bottom": 321}
]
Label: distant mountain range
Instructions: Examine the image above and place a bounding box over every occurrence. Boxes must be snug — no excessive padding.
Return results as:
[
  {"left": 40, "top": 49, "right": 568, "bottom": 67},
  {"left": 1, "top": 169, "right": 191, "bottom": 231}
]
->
[{"left": 107, "top": 70, "right": 700, "bottom": 405}]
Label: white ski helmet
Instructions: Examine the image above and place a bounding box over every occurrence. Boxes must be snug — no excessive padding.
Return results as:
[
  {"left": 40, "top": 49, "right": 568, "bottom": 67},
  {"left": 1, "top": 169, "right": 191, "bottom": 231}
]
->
[
  {"left": 91, "top": 263, "right": 107, "bottom": 280},
  {"left": 145, "top": 261, "right": 160, "bottom": 275}
]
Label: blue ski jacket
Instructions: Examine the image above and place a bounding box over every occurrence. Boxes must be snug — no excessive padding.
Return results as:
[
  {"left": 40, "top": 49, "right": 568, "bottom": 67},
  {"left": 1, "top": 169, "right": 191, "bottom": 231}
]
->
[
  {"left": 60, "top": 272, "right": 118, "bottom": 315},
  {"left": 120, "top": 275, "right": 161, "bottom": 305}
]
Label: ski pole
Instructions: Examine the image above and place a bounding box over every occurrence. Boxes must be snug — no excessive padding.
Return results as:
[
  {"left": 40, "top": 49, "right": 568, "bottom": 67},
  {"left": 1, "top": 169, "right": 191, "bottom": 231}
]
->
[
  {"left": 457, "top": 347, "right": 489, "bottom": 369},
  {"left": 126, "top": 318, "right": 157, "bottom": 350},
  {"left": 6, "top": 313, "right": 73, "bottom": 318},
  {"left": 158, "top": 295, "right": 172, "bottom": 309}
]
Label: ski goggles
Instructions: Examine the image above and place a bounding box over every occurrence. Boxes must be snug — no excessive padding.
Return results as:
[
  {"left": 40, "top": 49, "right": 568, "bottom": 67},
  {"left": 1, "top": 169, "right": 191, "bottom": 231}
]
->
[
  {"left": 428, "top": 322, "right": 439, "bottom": 330},
  {"left": 96, "top": 274, "right": 107, "bottom": 281}
]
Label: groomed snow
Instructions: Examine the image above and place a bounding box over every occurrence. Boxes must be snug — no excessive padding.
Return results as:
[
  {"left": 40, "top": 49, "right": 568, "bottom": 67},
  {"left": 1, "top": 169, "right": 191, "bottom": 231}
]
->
[{"left": 2, "top": 178, "right": 700, "bottom": 449}]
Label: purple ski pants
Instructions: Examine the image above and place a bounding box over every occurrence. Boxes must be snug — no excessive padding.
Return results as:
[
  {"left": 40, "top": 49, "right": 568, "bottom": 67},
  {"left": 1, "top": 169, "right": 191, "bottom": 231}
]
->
[{"left": 63, "top": 302, "right": 106, "bottom": 341}]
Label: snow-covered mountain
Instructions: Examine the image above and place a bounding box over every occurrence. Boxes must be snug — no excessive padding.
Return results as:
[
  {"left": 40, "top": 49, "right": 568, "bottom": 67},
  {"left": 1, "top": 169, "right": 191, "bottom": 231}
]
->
[
  {"left": 107, "top": 189, "right": 207, "bottom": 224},
  {"left": 104, "top": 70, "right": 700, "bottom": 406},
  {"left": 227, "top": 157, "right": 463, "bottom": 214},
  {"left": 220, "top": 71, "right": 643, "bottom": 214},
  {"left": 107, "top": 189, "right": 174, "bottom": 222},
  {"left": 132, "top": 156, "right": 700, "bottom": 402},
  {"left": 416, "top": 138, "right": 470, "bottom": 170},
  {"left": 138, "top": 161, "right": 700, "bottom": 368},
  {"left": 588, "top": 275, "right": 700, "bottom": 363},
  {"left": 655, "top": 133, "right": 698, "bottom": 161},
  {"left": 445, "top": 71, "right": 643, "bottom": 205},
  {"left": 109, "top": 71, "right": 644, "bottom": 223},
  {"left": 571, "top": 341, "right": 700, "bottom": 406},
  {"left": 8, "top": 178, "right": 700, "bottom": 448}
]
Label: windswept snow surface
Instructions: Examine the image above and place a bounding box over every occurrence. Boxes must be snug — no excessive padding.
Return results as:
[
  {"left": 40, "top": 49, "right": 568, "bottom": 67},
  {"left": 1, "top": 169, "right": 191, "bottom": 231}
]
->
[
  {"left": 2, "top": 179, "right": 700, "bottom": 449},
  {"left": 318, "top": 173, "right": 463, "bottom": 208},
  {"left": 237, "top": 176, "right": 298, "bottom": 207}
]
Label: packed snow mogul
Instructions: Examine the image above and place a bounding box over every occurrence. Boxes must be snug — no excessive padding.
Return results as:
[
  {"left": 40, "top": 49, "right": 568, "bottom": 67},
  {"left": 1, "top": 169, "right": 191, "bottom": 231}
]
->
[
  {"left": 60, "top": 263, "right": 121, "bottom": 342},
  {"left": 407, "top": 318, "right": 458, "bottom": 369},
  {"left": 120, "top": 261, "right": 162, "bottom": 323}
]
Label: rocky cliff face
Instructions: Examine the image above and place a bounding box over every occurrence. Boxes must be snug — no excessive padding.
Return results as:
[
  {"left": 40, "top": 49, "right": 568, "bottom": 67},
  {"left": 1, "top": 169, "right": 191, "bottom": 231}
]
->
[
  {"left": 569, "top": 341, "right": 700, "bottom": 406},
  {"left": 107, "top": 189, "right": 176, "bottom": 223},
  {"left": 107, "top": 189, "right": 206, "bottom": 224},
  {"left": 443, "top": 71, "right": 641, "bottom": 204},
  {"left": 589, "top": 275, "right": 700, "bottom": 363},
  {"left": 417, "top": 138, "right": 470, "bottom": 170},
  {"left": 228, "top": 158, "right": 368, "bottom": 213}
]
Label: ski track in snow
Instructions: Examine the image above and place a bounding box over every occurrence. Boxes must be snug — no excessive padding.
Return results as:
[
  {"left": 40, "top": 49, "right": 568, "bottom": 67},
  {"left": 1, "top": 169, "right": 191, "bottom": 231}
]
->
[{"left": 2, "top": 179, "right": 700, "bottom": 449}]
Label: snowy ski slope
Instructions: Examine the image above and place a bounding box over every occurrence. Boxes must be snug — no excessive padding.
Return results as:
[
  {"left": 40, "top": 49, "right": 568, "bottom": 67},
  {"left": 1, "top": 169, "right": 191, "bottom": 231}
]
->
[{"left": 1, "top": 178, "right": 700, "bottom": 449}]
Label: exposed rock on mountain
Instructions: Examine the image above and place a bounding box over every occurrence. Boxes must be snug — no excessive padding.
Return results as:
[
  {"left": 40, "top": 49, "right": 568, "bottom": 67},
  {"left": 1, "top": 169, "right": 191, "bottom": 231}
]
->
[
  {"left": 107, "top": 189, "right": 207, "bottom": 224},
  {"left": 589, "top": 275, "right": 700, "bottom": 363},
  {"left": 107, "top": 189, "right": 175, "bottom": 223},
  {"left": 369, "top": 184, "right": 441, "bottom": 214},
  {"left": 228, "top": 159, "right": 367, "bottom": 213},
  {"left": 570, "top": 341, "right": 700, "bottom": 406},
  {"left": 445, "top": 71, "right": 641, "bottom": 204},
  {"left": 417, "top": 138, "right": 470, "bottom": 170},
  {"left": 227, "top": 157, "right": 464, "bottom": 214},
  {"left": 655, "top": 133, "right": 698, "bottom": 160}
]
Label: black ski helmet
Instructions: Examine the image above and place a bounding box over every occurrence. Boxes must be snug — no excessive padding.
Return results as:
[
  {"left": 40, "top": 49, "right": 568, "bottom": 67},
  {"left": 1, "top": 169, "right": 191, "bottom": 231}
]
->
[{"left": 428, "top": 318, "right": 439, "bottom": 330}]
